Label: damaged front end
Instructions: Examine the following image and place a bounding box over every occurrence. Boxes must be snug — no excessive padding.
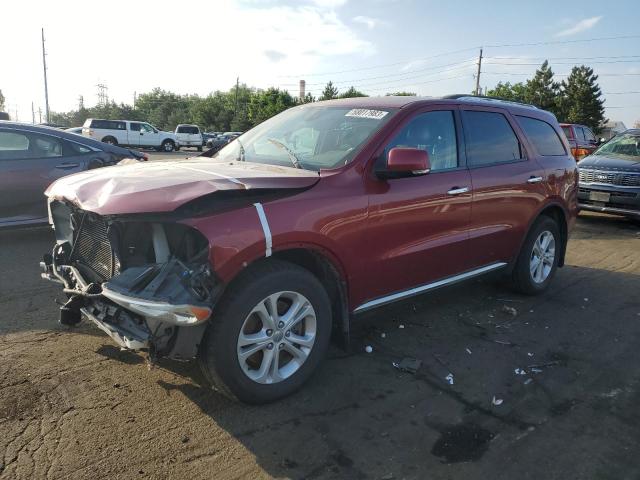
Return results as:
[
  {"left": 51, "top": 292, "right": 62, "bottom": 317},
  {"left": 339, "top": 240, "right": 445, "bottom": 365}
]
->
[{"left": 41, "top": 200, "right": 220, "bottom": 360}]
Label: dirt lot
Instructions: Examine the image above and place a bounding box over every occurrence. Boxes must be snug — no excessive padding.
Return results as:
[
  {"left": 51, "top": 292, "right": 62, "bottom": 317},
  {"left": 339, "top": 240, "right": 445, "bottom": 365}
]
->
[{"left": 1, "top": 213, "right": 639, "bottom": 480}]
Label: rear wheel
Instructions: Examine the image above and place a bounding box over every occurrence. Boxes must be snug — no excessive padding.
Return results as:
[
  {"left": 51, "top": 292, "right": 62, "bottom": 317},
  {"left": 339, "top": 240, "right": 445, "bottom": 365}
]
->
[
  {"left": 512, "top": 216, "right": 560, "bottom": 295},
  {"left": 102, "top": 136, "right": 117, "bottom": 145},
  {"left": 198, "top": 260, "right": 331, "bottom": 403}
]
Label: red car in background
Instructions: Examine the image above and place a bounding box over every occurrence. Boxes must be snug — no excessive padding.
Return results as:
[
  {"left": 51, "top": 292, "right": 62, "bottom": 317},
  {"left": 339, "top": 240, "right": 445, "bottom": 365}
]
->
[
  {"left": 560, "top": 123, "right": 600, "bottom": 161},
  {"left": 41, "top": 95, "right": 578, "bottom": 403}
]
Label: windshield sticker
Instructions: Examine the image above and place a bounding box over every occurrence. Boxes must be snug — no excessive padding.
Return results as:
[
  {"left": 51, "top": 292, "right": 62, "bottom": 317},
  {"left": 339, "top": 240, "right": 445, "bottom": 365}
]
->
[{"left": 345, "top": 109, "right": 388, "bottom": 120}]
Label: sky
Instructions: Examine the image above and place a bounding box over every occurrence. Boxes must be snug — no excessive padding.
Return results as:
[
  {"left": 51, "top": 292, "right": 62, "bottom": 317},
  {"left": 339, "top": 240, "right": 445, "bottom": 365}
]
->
[{"left": 1, "top": 0, "right": 639, "bottom": 127}]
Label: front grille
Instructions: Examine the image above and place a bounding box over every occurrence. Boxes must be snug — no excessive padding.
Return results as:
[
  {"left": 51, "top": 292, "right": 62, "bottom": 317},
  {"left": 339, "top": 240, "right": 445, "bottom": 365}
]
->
[
  {"left": 579, "top": 169, "right": 640, "bottom": 187},
  {"left": 71, "top": 213, "right": 121, "bottom": 281}
]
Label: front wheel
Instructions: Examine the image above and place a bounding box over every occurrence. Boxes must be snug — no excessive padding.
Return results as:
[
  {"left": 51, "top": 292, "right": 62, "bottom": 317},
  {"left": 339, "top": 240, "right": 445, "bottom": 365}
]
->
[
  {"left": 198, "top": 260, "right": 332, "bottom": 403},
  {"left": 511, "top": 216, "right": 561, "bottom": 295},
  {"left": 161, "top": 139, "right": 175, "bottom": 152}
]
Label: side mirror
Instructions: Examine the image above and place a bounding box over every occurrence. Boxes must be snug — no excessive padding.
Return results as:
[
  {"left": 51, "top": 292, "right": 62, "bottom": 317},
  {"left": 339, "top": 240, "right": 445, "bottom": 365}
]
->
[
  {"left": 378, "top": 147, "right": 430, "bottom": 178},
  {"left": 598, "top": 137, "right": 606, "bottom": 145}
]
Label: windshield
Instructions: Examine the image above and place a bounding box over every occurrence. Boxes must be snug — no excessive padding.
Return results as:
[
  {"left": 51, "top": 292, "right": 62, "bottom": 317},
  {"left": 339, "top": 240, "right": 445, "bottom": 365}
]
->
[
  {"left": 593, "top": 133, "right": 640, "bottom": 159},
  {"left": 211, "top": 105, "right": 396, "bottom": 170}
]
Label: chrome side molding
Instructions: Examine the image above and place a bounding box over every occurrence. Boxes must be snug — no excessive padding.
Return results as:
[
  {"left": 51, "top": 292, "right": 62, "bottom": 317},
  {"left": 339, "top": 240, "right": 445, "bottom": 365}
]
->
[{"left": 353, "top": 262, "right": 508, "bottom": 314}]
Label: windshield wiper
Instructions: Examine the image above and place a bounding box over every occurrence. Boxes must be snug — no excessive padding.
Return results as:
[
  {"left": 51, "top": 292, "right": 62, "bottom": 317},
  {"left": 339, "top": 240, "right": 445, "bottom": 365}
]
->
[
  {"left": 236, "top": 138, "right": 245, "bottom": 162},
  {"left": 267, "top": 138, "right": 301, "bottom": 169}
]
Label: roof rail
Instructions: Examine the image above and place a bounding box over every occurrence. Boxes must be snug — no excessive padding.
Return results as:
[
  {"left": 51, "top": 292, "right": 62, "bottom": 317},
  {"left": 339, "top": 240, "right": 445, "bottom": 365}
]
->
[{"left": 442, "top": 94, "right": 538, "bottom": 109}]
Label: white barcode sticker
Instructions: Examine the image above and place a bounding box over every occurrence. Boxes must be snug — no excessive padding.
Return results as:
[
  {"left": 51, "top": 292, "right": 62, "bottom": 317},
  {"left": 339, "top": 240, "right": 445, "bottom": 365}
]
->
[{"left": 345, "top": 109, "right": 388, "bottom": 120}]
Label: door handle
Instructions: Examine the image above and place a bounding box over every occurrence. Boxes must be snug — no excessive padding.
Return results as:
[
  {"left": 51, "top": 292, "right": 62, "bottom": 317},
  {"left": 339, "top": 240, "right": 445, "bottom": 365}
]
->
[
  {"left": 55, "top": 163, "right": 79, "bottom": 169},
  {"left": 447, "top": 186, "right": 470, "bottom": 195},
  {"left": 527, "top": 176, "right": 543, "bottom": 184}
]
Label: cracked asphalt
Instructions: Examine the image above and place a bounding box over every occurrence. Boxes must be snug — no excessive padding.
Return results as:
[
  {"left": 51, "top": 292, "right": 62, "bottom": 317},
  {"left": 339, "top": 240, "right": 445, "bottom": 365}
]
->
[{"left": 1, "top": 212, "right": 639, "bottom": 479}]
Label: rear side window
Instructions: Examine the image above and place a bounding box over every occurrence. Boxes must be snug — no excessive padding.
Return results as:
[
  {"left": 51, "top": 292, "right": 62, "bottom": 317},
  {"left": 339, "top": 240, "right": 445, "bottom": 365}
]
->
[
  {"left": 91, "top": 120, "right": 126, "bottom": 130},
  {"left": 0, "top": 131, "right": 29, "bottom": 152},
  {"left": 177, "top": 126, "right": 187, "bottom": 133},
  {"left": 462, "top": 111, "right": 523, "bottom": 166},
  {"left": 0, "top": 131, "right": 62, "bottom": 159},
  {"left": 516, "top": 116, "right": 566, "bottom": 156}
]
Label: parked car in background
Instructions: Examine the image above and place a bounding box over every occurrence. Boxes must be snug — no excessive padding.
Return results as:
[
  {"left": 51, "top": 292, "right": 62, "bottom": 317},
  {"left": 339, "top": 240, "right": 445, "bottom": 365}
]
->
[
  {"left": 41, "top": 95, "right": 577, "bottom": 403},
  {"left": 82, "top": 119, "right": 179, "bottom": 152},
  {"left": 0, "top": 122, "right": 146, "bottom": 228},
  {"left": 205, "top": 135, "right": 231, "bottom": 150},
  {"left": 175, "top": 124, "right": 204, "bottom": 151},
  {"left": 561, "top": 123, "right": 599, "bottom": 161},
  {"left": 65, "top": 127, "right": 83, "bottom": 135},
  {"left": 0, "top": 112, "right": 10, "bottom": 121},
  {"left": 202, "top": 132, "right": 218, "bottom": 145},
  {"left": 578, "top": 129, "right": 640, "bottom": 220}
]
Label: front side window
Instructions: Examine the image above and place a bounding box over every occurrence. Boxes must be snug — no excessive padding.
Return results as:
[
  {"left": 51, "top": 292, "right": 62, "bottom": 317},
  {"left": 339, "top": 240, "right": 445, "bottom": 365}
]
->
[
  {"left": 129, "top": 122, "right": 141, "bottom": 132},
  {"left": 141, "top": 123, "right": 155, "bottom": 133},
  {"left": 516, "top": 116, "right": 566, "bottom": 156},
  {"left": 462, "top": 111, "right": 523, "bottom": 166},
  {"left": 213, "top": 105, "right": 396, "bottom": 171},
  {"left": 382, "top": 110, "right": 458, "bottom": 171}
]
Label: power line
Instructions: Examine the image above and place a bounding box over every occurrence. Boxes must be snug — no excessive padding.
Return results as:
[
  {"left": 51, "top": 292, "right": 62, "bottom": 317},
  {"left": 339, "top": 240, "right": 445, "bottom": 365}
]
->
[
  {"left": 485, "top": 55, "right": 640, "bottom": 61},
  {"left": 486, "top": 60, "right": 640, "bottom": 66},
  {"left": 482, "top": 71, "right": 640, "bottom": 77},
  {"left": 484, "top": 34, "right": 640, "bottom": 48}
]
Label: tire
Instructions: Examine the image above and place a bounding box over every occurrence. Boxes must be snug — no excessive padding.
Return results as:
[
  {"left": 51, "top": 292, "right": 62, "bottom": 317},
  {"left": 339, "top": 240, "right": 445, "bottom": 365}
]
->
[
  {"left": 198, "top": 260, "right": 332, "bottom": 404},
  {"left": 161, "top": 139, "right": 175, "bottom": 152},
  {"left": 102, "top": 136, "right": 117, "bottom": 145},
  {"left": 511, "top": 216, "right": 561, "bottom": 295}
]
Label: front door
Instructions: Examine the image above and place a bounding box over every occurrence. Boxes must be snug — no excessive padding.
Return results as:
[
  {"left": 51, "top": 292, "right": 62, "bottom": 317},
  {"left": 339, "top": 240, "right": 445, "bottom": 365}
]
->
[
  {"left": 139, "top": 123, "right": 159, "bottom": 147},
  {"left": 361, "top": 109, "right": 474, "bottom": 305}
]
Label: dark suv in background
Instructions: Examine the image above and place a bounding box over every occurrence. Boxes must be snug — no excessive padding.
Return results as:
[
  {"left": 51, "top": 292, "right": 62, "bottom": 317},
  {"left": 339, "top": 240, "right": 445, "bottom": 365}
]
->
[
  {"left": 561, "top": 123, "right": 600, "bottom": 161},
  {"left": 578, "top": 129, "right": 640, "bottom": 220},
  {"left": 41, "top": 95, "right": 577, "bottom": 403}
]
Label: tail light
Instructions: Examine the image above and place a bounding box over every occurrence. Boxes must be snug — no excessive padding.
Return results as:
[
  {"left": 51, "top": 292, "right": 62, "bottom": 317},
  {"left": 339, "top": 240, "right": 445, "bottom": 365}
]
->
[{"left": 571, "top": 147, "right": 590, "bottom": 161}]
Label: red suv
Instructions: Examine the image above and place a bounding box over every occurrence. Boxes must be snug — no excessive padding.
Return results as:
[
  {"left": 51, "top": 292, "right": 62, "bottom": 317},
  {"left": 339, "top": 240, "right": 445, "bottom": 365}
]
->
[
  {"left": 560, "top": 123, "right": 599, "bottom": 161},
  {"left": 41, "top": 96, "right": 578, "bottom": 403}
]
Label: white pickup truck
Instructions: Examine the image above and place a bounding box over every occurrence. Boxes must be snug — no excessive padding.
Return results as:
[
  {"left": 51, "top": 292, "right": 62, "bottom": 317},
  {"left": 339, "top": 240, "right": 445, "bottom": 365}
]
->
[{"left": 82, "top": 119, "right": 179, "bottom": 152}]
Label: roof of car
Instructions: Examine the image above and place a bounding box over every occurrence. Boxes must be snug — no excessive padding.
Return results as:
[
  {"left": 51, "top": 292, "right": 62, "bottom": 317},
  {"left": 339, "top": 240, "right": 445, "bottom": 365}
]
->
[{"left": 314, "top": 94, "right": 542, "bottom": 111}]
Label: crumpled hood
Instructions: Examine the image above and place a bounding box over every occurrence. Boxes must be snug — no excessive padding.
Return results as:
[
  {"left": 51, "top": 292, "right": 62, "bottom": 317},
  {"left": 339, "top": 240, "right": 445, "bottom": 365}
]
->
[{"left": 45, "top": 159, "right": 320, "bottom": 215}]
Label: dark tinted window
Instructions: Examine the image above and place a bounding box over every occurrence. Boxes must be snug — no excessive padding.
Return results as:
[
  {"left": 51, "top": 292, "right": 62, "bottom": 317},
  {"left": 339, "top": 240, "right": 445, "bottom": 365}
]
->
[
  {"left": 65, "top": 140, "right": 93, "bottom": 155},
  {"left": 383, "top": 110, "right": 458, "bottom": 171},
  {"left": 91, "top": 120, "right": 126, "bottom": 130},
  {"left": 177, "top": 126, "right": 187, "bottom": 133},
  {"left": 561, "top": 126, "right": 572, "bottom": 139},
  {"left": 462, "top": 111, "right": 522, "bottom": 166},
  {"left": 129, "top": 122, "right": 141, "bottom": 132},
  {"left": 583, "top": 127, "right": 595, "bottom": 142},
  {"left": 576, "top": 127, "right": 587, "bottom": 141},
  {"left": 516, "top": 116, "right": 566, "bottom": 156}
]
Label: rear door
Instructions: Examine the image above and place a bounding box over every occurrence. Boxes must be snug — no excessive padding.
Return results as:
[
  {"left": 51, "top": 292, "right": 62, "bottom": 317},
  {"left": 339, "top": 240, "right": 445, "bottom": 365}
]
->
[
  {"left": 128, "top": 122, "right": 142, "bottom": 146},
  {"left": 461, "top": 108, "right": 546, "bottom": 267},
  {"left": 362, "top": 108, "right": 474, "bottom": 304},
  {"left": 0, "top": 128, "right": 86, "bottom": 224}
]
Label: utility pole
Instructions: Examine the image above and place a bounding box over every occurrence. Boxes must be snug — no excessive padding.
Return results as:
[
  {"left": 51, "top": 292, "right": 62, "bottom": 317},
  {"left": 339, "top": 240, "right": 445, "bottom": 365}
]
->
[
  {"left": 133, "top": 91, "right": 137, "bottom": 109},
  {"left": 38, "top": 107, "right": 42, "bottom": 123},
  {"left": 41, "top": 28, "right": 50, "bottom": 123},
  {"left": 96, "top": 83, "right": 108, "bottom": 106},
  {"left": 234, "top": 76, "right": 239, "bottom": 118},
  {"left": 474, "top": 48, "right": 483, "bottom": 96},
  {"left": 32, "top": 102, "right": 35, "bottom": 124}
]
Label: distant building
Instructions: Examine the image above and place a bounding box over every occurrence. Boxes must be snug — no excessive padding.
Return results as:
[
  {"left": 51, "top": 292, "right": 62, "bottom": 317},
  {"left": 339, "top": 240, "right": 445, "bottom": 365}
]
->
[{"left": 599, "top": 120, "right": 627, "bottom": 140}]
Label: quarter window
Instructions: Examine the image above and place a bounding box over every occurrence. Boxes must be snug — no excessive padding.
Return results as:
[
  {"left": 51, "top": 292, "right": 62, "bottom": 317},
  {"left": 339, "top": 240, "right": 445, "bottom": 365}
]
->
[
  {"left": 516, "top": 116, "right": 566, "bottom": 156},
  {"left": 462, "top": 111, "right": 523, "bottom": 166},
  {"left": 383, "top": 110, "right": 458, "bottom": 171}
]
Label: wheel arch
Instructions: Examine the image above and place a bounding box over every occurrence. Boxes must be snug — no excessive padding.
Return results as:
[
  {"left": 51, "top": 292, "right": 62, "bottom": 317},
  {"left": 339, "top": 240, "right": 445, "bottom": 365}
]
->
[{"left": 525, "top": 201, "right": 569, "bottom": 267}]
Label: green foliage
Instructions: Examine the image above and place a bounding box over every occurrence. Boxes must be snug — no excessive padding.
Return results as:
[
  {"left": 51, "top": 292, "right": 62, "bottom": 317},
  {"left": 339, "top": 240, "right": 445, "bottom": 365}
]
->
[
  {"left": 248, "top": 88, "right": 296, "bottom": 125},
  {"left": 0, "top": 89, "right": 5, "bottom": 111},
  {"left": 558, "top": 66, "right": 606, "bottom": 132},
  {"left": 385, "top": 91, "right": 417, "bottom": 96},
  {"left": 487, "top": 61, "right": 605, "bottom": 129},
  {"left": 319, "top": 81, "right": 339, "bottom": 100},
  {"left": 339, "top": 86, "right": 368, "bottom": 98}
]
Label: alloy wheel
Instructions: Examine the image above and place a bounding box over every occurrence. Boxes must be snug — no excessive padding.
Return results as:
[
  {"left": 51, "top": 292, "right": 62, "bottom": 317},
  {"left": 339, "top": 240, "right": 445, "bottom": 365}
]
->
[{"left": 529, "top": 230, "right": 556, "bottom": 284}]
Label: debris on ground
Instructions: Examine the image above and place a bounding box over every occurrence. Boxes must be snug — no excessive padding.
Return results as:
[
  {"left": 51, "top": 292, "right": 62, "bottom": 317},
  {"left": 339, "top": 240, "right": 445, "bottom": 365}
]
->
[
  {"left": 515, "top": 368, "right": 527, "bottom": 375},
  {"left": 445, "top": 373, "right": 454, "bottom": 385},
  {"left": 492, "top": 396, "right": 503, "bottom": 406},
  {"left": 365, "top": 345, "right": 373, "bottom": 353},
  {"left": 524, "top": 378, "right": 533, "bottom": 385},
  {"left": 392, "top": 357, "right": 422, "bottom": 374},
  {"left": 380, "top": 332, "right": 386, "bottom": 338},
  {"left": 466, "top": 348, "right": 472, "bottom": 354},
  {"left": 528, "top": 360, "right": 562, "bottom": 369},
  {"left": 501, "top": 305, "right": 518, "bottom": 316},
  {"left": 398, "top": 324, "right": 405, "bottom": 329},
  {"left": 584, "top": 298, "right": 589, "bottom": 302},
  {"left": 527, "top": 352, "right": 534, "bottom": 357},
  {"left": 530, "top": 367, "right": 543, "bottom": 373}
]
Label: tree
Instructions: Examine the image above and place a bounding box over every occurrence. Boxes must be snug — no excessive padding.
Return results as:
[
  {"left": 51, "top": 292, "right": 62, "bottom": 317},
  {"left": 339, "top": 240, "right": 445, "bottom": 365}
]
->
[
  {"left": 386, "top": 91, "right": 416, "bottom": 96},
  {"left": 525, "top": 61, "right": 561, "bottom": 115},
  {"left": 633, "top": 119, "right": 640, "bottom": 129},
  {"left": 298, "top": 93, "right": 316, "bottom": 104},
  {"left": 486, "top": 81, "right": 527, "bottom": 102},
  {"left": 248, "top": 88, "right": 296, "bottom": 126},
  {"left": 339, "top": 86, "right": 367, "bottom": 98},
  {"left": 558, "top": 65, "right": 606, "bottom": 132},
  {"left": 319, "top": 81, "right": 339, "bottom": 101},
  {"left": 0, "top": 89, "right": 5, "bottom": 111}
]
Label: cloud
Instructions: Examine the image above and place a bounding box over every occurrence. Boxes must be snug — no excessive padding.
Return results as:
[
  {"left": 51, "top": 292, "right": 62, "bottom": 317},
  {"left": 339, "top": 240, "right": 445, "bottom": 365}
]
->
[
  {"left": 310, "top": 0, "right": 347, "bottom": 7},
  {"left": 263, "top": 50, "right": 287, "bottom": 62},
  {"left": 555, "top": 16, "right": 602, "bottom": 37},
  {"left": 353, "top": 15, "right": 385, "bottom": 29}
]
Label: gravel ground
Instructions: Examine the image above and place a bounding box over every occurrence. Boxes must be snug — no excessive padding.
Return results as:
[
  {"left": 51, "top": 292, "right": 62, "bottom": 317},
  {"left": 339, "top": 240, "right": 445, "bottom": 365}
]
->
[{"left": 1, "top": 212, "right": 639, "bottom": 479}]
